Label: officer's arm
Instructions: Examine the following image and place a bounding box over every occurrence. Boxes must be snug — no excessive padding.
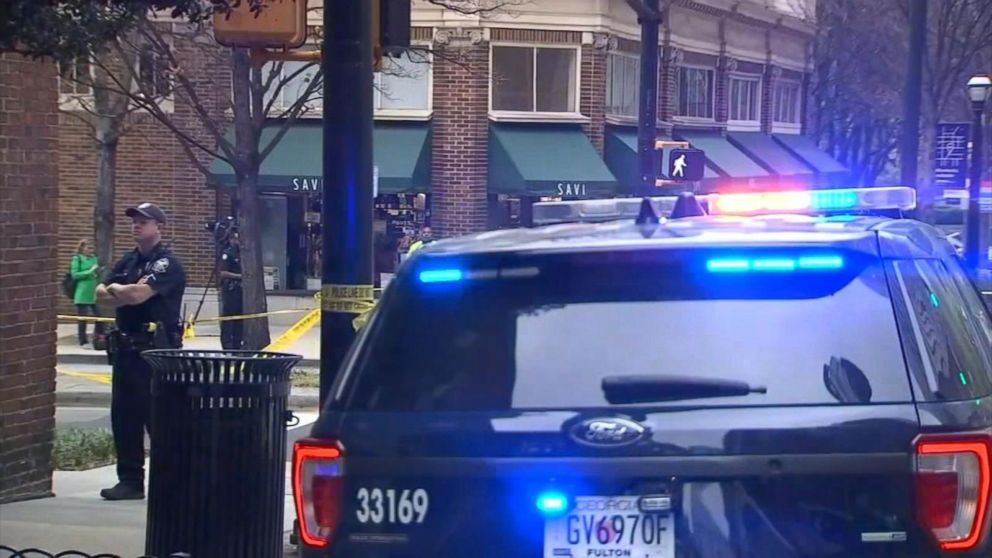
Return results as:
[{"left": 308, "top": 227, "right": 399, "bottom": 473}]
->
[
  {"left": 219, "top": 252, "right": 241, "bottom": 280},
  {"left": 96, "top": 284, "right": 128, "bottom": 307},
  {"left": 112, "top": 256, "right": 185, "bottom": 306},
  {"left": 108, "top": 283, "right": 155, "bottom": 305}
]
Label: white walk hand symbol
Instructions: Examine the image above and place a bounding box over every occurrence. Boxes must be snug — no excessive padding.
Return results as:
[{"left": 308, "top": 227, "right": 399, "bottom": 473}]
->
[{"left": 673, "top": 154, "right": 687, "bottom": 178}]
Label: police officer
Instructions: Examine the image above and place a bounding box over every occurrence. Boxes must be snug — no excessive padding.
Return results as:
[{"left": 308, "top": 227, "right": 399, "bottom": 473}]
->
[
  {"left": 219, "top": 228, "right": 243, "bottom": 349},
  {"left": 96, "top": 202, "right": 186, "bottom": 500}
]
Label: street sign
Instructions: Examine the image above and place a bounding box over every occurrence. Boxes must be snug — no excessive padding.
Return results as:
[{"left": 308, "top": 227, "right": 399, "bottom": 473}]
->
[
  {"left": 934, "top": 122, "right": 970, "bottom": 189},
  {"left": 666, "top": 148, "right": 705, "bottom": 181}
]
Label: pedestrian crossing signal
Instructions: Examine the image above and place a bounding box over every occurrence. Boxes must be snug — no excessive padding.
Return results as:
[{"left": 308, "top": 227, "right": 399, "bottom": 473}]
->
[
  {"left": 213, "top": 0, "right": 309, "bottom": 49},
  {"left": 664, "top": 148, "right": 705, "bottom": 182}
]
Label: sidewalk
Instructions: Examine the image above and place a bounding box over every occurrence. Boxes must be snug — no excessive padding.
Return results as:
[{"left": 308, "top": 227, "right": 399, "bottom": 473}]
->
[
  {"left": 0, "top": 461, "right": 300, "bottom": 556},
  {"left": 58, "top": 323, "right": 321, "bottom": 366},
  {"left": 57, "top": 324, "right": 322, "bottom": 409}
]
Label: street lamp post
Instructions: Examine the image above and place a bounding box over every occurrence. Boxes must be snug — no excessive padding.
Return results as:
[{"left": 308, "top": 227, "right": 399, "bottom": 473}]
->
[{"left": 965, "top": 75, "right": 991, "bottom": 273}]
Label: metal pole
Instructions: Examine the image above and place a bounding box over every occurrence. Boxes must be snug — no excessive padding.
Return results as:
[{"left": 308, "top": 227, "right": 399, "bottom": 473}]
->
[
  {"left": 900, "top": 0, "right": 925, "bottom": 193},
  {"left": 637, "top": 0, "right": 661, "bottom": 197},
  {"left": 321, "top": 1, "right": 374, "bottom": 404},
  {"left": 966, "top": 102, "right": 984, "bottom": 273}
]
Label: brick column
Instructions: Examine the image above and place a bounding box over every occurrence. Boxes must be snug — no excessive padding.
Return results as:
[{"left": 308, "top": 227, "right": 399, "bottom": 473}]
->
[
  {"left": 716, "top": 55, "right": 734, "bottom": 125},
  {"left": 761, "top": 65, "right": 778, "bottom": 133},
  {"left": 659, "top": 45, "right": 679, "bottom": 124},
  {"left": 581, "top": 39, "right": 608, "bottom": 154},
  {"left": 0, "top": 53, "right": 58, "bottom": 503},
  {"left": 431, "top": 30, "right": 489, "bottom": 237}
]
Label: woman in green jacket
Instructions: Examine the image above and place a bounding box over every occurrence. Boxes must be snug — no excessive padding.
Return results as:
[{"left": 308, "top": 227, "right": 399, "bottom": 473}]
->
[{"left": 70, "top": 239, "right": 103, "bottom": 347}]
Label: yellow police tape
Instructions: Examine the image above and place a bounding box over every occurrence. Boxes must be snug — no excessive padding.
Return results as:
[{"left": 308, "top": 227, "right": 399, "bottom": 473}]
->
[
  {"left": 320, "top": 284, "right": 377, "bottom": 331},
  {"left": 59, "top": 369, "right": 112, "bottom": 385},
  {"left": 264, "top": 307, "right": 321, "bottom": 352}
]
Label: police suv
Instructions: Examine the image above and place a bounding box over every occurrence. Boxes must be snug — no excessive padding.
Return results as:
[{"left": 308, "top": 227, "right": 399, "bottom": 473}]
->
[{"left": 294, "top": 187, "right": 992, "bottom": 557}]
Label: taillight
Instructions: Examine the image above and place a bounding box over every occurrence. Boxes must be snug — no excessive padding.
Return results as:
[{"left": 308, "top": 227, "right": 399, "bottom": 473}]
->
[
  {"left": 293, "top": 438, "right": 345, "bottom": 548},
  {"left": 914, "top": 435, "right": 992, "bottom": 551}
]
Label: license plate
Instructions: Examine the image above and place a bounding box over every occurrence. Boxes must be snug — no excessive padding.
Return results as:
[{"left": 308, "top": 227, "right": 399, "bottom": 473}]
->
[{"left": 543, "top": 496, "right": 675, "bottom": 558}]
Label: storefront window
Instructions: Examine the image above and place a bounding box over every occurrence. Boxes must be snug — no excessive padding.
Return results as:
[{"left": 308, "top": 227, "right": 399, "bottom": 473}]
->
[{"left": 376, "top": 50, "right": 431, "bottom": 111}]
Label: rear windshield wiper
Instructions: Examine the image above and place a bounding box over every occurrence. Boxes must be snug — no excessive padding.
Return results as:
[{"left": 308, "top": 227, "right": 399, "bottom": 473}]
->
[{"left": 602, "top": 375, "right": 767, "bottom": 404}]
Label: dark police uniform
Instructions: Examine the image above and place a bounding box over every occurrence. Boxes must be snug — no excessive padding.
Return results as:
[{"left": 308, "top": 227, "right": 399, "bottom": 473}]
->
[
  {"left": 219, "top": 242, "right": 243, "bottom": 349},
  {"left": 106, "top": 242, "right": 186, "bottom": 492}
]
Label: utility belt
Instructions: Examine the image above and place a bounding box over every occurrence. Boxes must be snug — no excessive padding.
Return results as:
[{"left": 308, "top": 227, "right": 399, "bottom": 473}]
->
[{"left": 106, "top": 322, "right": 181, "bottom": 362}]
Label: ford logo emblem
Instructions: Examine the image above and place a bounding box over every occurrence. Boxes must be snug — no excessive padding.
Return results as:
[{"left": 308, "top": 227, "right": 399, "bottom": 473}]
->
[{"left": 569, "top": 417, "right": 647, "bottom": 448}]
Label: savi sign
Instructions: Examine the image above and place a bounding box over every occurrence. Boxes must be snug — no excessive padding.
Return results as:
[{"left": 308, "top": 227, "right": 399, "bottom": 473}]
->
[{"left": 292, "top": 177, "right": 323, "bottom": 192}]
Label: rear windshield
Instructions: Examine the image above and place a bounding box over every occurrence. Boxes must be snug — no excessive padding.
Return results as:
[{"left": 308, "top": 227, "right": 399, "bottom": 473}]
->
[{"left": 338, "top": 249, "right": 913, "bottom": 411}]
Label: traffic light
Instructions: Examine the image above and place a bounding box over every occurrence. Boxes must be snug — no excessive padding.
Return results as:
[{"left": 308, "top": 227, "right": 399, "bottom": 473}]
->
[
  {"left": 214, "top": 0, "right": 309, "bottom": 49},
  {"left": 379, "top": 0, "right": 411, "bottom": 51},
  {"left": 373, "top": 0, "right": 411, "bottom": 70}
]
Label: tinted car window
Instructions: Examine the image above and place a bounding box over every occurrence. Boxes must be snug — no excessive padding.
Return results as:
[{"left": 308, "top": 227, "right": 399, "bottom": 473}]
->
[
  {"left": 892, "top": 259, "right": 992, "bottom": 401},
  {"left": 339, "top": 250, "right": 912, "bottom": 411}
]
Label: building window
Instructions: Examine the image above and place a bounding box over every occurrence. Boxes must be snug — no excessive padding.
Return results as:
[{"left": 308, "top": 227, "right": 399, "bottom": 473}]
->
[
  {"left": 606, "top": 53, "right": 639, "bottom": 117},
  {"left": 137, "top": 46, "right": 172, "bottom": 99},
  {"left": 728, "top": 74, "right": 760, "bottom": 122},
  {"left": 773, "top": 80, "right": 801, "bottom": 124},
  {"left": 376, "top": 50, "right": 431, "bottom": 111},
  {"left": 491, "top": 45, "right": 578, "bottom": 113},
  {"left": 263, "top": 59, "right": 321, "bottom": 112},
  {"left": 675, "top": 66, "right": 714, "bottom": 119},
  {"left": 59, "top": 57, "right": 92, "bottom": 96}
]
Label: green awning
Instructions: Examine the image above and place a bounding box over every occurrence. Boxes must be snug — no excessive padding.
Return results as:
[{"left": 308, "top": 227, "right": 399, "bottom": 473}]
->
[
  {"left": 727, "top": 132, "right": 813, "bottom": 176},
  {"left": 208, "top": 122, "right": 431, "bottom": 194},
  {"left": 489, "top": 123, "right": 618, "bottom": 198},
  {"left": 772, "top": 134, "right": 848, "bottom": 176},
  {"left": 675, "top": 131, "right": 770, "bottom": 179},
  {"left": 605, "top": 127, "right": 718, "bottom": 193}
]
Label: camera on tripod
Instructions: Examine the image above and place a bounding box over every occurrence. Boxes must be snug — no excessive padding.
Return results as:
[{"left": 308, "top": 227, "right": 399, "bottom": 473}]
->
[{"left": 205, "top": 216, "right": 238, "bottom": 244}]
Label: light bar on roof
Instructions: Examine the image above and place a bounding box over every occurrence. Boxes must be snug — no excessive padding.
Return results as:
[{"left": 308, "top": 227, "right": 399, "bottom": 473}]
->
[
  {"left": 709, "top": 187, "right": 916, "bottom": 215},
  {"left": 530, "top": 187, "right": 915, "bottom": 225}
]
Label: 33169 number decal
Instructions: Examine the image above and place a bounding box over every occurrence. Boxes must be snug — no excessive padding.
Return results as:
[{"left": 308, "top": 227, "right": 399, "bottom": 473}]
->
[{"left": 356, "top": 488, "right": 429, "bottom": 525}]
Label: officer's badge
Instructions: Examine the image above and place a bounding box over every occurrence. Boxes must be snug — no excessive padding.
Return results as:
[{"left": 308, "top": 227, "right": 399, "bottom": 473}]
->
[
  {"left": 222, "top": 254, "right": 228, "bottom": 260},
  {"left": 152, "top": 258, "right": 169, "bottom": 273}
]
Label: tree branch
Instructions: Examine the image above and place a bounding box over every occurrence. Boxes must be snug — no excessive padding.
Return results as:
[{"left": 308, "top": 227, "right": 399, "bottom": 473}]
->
[{"left": 425, "top": 0, "right": 520, "bottom": 16}]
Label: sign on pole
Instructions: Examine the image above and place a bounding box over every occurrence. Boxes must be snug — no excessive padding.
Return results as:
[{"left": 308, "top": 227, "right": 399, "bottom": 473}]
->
[
  {"left": 934, "top": 122, "right": 970, "bottom": 189},
  {"left": 666, "top": 148, "right": 705, "bottom": 182},
  {"left": 373, "top": 165, "right": 379, "bottom": 198}
]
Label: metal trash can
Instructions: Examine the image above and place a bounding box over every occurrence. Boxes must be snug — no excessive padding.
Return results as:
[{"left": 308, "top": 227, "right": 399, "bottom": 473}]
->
[{"left": 140, "top": 349, "right": 302, "bottom": 558}]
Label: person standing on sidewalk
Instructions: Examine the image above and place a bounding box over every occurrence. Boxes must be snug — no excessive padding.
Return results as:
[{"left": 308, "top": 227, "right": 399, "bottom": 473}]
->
[
  {"left": 96, "top": 202, "right": 186, "bottom": 501},
  {"left": 70, "top": 239, "right": 104, "bottom": 348},
  {"left": 219, "top": 228, "right": 244, "bottom": 350}
]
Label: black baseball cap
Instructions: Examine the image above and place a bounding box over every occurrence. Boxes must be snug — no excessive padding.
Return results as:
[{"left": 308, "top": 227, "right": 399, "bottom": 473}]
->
[{"left": 125, "top": 203, "right": 167, "bottom": 224}]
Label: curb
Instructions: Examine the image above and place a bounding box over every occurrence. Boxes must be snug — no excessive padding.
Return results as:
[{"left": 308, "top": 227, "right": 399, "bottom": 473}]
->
[
  {"left": 56, "top": 391, "right": 321, "bottom": 409},
  {"left": 58, "top": 353, "right": 321, "bottom": 368}
]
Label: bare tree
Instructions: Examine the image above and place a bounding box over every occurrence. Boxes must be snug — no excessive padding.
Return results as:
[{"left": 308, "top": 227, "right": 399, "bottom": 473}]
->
[
  {"left": 810, "top": 0, "right": 905, "bottom": 186},
  {"left": 917, "top": 0, "right": 992, "bottom": 206},
  {"left": 58, "top": 41, "right": 157, "bottom": 270}
]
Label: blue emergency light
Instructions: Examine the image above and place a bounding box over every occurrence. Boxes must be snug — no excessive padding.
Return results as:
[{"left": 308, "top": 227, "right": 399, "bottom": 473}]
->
[
  {"left": 418, "top": 269, "right": 464, "bottom": 283},
  {"left": 707, "top": 253, "right": 845, "bottom": 273},
  {"left": 536, "top": 490, "right": 569, "bottom": 516}
]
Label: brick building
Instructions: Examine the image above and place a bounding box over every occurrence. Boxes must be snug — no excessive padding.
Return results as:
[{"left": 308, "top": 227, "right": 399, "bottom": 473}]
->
[
  {"left": 1, "top": 54, "right": 59, "bottom": 503},
  {"left": 58, "top": 0, "right": 844, "bottom": 293}
]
